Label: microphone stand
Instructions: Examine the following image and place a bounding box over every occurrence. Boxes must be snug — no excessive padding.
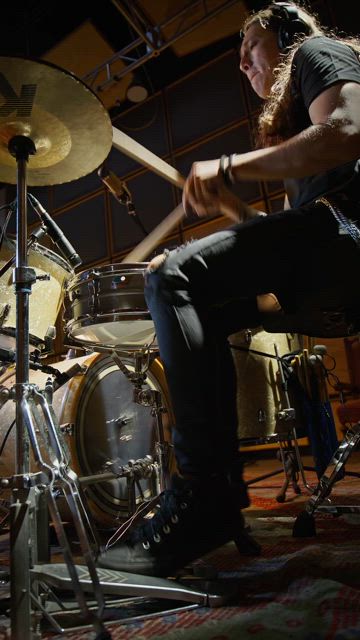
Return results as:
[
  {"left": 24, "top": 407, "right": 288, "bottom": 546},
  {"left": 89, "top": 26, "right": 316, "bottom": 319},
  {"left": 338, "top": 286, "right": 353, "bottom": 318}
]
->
[{"left": 126, "top": 198, "right": 148, "bottom": 238}]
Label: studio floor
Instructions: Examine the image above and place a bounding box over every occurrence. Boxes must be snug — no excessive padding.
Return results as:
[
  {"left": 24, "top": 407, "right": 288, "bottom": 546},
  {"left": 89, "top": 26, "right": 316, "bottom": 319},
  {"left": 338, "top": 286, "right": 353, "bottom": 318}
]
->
[{"left": 1, "top": 445, "right": 360, "bottom": 639}]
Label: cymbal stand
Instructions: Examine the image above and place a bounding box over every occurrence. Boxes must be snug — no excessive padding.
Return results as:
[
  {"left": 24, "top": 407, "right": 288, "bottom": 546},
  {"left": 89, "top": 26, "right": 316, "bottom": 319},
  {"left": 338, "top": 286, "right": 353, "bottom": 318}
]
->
[{"left": 6, "top": 135, "right": 111, "bottom": 640}]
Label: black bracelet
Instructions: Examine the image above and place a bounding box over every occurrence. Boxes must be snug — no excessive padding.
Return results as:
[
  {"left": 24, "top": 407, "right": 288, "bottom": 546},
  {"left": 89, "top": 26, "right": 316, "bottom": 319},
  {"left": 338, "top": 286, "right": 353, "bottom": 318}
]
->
[{"left": 219, "top": 154, "right": 236, "bottom": 187}]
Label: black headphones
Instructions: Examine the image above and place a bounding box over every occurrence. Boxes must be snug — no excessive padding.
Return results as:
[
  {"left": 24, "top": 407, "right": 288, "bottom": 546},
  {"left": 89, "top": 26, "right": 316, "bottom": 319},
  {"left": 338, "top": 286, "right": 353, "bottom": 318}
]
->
[{"left": 271, "top": 2, "right": 311, "bottom": 51}]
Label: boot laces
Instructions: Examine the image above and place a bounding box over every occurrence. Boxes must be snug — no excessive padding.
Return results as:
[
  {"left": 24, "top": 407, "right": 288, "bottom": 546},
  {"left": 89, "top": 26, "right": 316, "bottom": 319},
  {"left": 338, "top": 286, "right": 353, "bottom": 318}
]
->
[{"left": 103, "top": 488, "right": 191, "bottom": 552}]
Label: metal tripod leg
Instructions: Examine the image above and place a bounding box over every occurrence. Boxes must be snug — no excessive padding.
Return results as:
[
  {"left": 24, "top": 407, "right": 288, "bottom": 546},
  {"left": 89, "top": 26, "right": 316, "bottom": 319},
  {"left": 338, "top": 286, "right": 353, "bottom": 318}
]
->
[
  {"left": 243, "top": 343, "right": 314, "bottom": 503},
  {"left": 293, "top": 422, "right": 360, "bottom": 537},
  {"left": 10, "top": 381, "right": 111, "bottom": 638}
]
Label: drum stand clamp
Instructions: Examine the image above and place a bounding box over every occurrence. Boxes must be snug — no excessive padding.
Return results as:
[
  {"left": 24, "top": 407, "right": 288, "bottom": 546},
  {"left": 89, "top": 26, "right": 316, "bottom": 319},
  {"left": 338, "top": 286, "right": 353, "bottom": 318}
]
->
[{"left": 111, "top": 349, "right": 172, "bottom": 494}]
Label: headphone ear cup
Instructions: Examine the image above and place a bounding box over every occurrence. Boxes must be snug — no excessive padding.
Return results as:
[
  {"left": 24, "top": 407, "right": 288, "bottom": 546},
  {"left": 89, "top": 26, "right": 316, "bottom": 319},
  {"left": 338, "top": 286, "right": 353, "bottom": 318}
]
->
[
  {"left": 278, "top": 22, "right": 298, "bottom": 50},
  {"left": 277, "top": 24, "right": 287, "bottom": 50},
  {"left": 273, "top": 3, "right": 311, "bottom": 51}
]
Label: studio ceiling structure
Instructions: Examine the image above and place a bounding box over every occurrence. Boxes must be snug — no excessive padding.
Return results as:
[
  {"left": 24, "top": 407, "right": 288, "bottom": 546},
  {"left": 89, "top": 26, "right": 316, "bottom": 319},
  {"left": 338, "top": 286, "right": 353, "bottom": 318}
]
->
[{"left": 2, "top": 0, "right": 249, "bottom": 110}]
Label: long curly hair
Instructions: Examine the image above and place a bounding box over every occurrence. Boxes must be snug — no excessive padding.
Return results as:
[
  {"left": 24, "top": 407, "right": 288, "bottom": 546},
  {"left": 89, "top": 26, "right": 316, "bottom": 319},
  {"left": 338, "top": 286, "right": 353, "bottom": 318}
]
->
[{"left": 241, "top": 2, "right": 360, "bottom": 147}]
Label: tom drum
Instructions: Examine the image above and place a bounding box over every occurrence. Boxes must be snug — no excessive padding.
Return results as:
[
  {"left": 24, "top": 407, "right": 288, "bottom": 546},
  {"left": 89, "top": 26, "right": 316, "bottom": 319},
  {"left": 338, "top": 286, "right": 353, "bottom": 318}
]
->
[
  {"left": 230, "top": 327, "right": 303, "bottom": 440},
  {"left": 0, "top": 352, "right": 174, "bottom": 527},
  {"left": 0, "top": 236, "right": 72, "bottom": 353}
]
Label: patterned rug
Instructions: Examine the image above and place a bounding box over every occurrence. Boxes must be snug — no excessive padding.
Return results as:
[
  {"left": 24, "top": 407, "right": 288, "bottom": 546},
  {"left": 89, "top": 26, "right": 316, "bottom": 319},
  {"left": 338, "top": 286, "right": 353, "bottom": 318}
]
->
[{"left": 1, "top": 455, "right": 360, "bottom": 639}]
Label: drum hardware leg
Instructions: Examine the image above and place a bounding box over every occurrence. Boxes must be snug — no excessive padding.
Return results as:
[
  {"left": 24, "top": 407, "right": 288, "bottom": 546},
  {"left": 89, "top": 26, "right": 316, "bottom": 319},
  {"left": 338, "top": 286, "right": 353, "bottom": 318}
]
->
[
  {"left": 293, "top": 421, "right": 360, "bottom": 537},
  {"left": 110, "top": 349, "right": 149, "bottom": 388},
  {"left": 245, "top": 346, "right": 315, "bottom": 501},
  {"left": 5, "top": 378, "right": 110, "bottom": 638},
  {"left": 275, "top": 344, "right": 315, "bottom": 500},
  {"left": 275, "top": 442, "right": 301, "bottom": 503}
]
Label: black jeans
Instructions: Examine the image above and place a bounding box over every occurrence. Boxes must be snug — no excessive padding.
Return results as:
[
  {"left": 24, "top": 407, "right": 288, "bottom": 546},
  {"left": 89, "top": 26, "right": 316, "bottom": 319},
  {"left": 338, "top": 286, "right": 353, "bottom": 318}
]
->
[{"left": 144, "top": 202, "right": 360, "bottom": 476}]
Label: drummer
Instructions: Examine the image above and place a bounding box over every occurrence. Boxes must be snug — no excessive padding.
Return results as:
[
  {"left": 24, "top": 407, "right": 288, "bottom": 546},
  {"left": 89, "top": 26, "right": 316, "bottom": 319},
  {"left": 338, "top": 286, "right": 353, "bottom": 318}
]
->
[{"left": 97, "top": 1, "right": 360, "bottom": 576}]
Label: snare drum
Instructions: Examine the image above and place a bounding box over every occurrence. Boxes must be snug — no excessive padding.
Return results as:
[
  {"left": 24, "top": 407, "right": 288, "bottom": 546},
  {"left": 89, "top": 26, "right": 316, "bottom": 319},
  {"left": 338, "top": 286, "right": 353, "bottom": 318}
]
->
[
  {"left": 0, "top": 352, "right": 174, "bottom": 526},
  {"left": 0, "top": 236, "right": 72, "bottom": 352},
  {"left": 64, "top": 263, "right": 157, "bottom": 351},
  {"left": 230, "top": 327, "right": 303, "bottom": 440}
]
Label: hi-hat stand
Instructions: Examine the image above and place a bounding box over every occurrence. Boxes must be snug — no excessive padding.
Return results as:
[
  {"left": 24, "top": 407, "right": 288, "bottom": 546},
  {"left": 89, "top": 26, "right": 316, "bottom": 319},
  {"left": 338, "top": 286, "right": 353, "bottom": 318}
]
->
[{"left": 6, "top": 134, "right": 112, "bottom": 639}]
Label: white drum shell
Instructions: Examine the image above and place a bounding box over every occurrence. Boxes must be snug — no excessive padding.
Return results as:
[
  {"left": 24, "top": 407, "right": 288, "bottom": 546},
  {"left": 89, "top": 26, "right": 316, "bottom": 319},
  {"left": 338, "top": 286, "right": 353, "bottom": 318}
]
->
[
  {"left": 0, "top": 237, "right": 72, "bottom": 349},
  {"left": 231, "top": 328, "right": 303, "bottom": 439}
]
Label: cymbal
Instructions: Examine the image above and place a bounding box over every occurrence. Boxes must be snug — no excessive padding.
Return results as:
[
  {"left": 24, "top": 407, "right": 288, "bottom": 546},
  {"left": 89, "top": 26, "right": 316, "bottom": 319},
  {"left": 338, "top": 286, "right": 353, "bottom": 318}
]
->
[{"left": 0, "top": 56, "right": 113, "bottom": 186}]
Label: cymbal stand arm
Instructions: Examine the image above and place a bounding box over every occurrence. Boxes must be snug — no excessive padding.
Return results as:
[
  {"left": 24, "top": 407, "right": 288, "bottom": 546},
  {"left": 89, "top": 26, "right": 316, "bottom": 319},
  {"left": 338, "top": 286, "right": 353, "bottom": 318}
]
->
[{"left": 7, "top": 132, "right": 108, "bottom": 638}]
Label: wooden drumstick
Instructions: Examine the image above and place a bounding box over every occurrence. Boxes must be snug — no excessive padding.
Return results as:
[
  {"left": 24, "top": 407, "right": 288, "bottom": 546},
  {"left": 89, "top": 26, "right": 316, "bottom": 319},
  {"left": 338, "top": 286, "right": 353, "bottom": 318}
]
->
[
  {"left": 112, "top": 125, "right": 260, "bottom": 262},
  {"left": 112, "top": 126, "right": 186, "bottom": 262},
  {"left": 112, "top": 126, "right": 185, "bottom": 188}
]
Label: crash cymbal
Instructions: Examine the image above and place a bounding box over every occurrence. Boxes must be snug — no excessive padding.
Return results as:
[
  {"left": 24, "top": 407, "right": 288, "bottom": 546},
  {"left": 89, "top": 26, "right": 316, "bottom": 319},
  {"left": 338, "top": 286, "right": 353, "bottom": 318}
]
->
[{"left": 0, "top": 56, "right": 113, "bottom": 186}]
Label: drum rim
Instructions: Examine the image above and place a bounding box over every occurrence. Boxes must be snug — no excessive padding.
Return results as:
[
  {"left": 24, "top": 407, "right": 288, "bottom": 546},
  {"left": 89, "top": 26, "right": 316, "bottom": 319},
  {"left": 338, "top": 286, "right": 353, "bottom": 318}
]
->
[
  {"left": 3, "top": 235, "right": 73, "bottom": 274},
  {"left": 65, "top": 312, "right": 157, "bottom": 351},
  {"left": 30, "top": 241, "right": 73, "bottom": 273},
  {"left": 66, "top": 310, "right": 153, "bottom": 328},
  {"left": 66, "top": 262, "right": 149, "bottom": 286}
]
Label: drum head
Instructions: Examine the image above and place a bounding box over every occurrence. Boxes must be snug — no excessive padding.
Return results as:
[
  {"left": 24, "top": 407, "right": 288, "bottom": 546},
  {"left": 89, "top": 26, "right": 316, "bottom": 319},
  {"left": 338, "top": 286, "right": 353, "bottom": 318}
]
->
[
  {"left": 56, "top": 353, "right": 174, "bottom": 525},
  {"left": 0, "top": 353, "right": 174, "bottom": 528}
]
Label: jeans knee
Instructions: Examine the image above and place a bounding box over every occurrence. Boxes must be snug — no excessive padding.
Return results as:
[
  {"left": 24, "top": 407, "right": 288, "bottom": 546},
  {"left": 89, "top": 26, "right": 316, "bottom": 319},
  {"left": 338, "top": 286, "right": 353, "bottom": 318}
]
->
[
  {"left": 145, "top": 254, "right": 189, "bottom": 308},
  {"left": 144, "top": 263, "right": 170, "bottom": 307}
]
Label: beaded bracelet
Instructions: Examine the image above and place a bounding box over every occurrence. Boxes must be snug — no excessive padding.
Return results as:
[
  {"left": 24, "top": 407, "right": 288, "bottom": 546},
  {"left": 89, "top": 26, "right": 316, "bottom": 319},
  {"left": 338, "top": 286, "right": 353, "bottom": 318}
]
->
[{"left": 219, "top": 154, "right": 236, "bottom": 187}]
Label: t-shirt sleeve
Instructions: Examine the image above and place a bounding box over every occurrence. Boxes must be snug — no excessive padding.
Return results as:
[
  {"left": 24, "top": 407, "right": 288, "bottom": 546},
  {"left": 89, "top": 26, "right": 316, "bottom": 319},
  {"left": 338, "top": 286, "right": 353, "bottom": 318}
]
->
[{"left": 293, "top": 37, "right": 360, "bottom": 109}]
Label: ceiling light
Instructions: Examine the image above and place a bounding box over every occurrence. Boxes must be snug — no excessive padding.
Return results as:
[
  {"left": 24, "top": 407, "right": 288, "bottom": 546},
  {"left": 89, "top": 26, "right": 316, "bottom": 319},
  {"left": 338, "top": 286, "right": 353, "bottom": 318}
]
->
[{"left": 126, "top": 77, "right": 149, "bottom": 103}]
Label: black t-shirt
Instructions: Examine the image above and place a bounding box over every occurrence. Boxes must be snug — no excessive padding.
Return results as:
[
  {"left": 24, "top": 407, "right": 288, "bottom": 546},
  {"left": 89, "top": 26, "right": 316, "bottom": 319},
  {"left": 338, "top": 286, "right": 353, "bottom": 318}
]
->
[{"left": 283, "top": 36, "right": 360, "bottom": 209}]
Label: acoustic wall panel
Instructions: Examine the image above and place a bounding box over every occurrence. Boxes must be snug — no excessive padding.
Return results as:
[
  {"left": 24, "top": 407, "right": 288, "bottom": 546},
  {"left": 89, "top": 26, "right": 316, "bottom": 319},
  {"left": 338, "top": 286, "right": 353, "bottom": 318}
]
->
[
  {"left": 53, "top": 194, "right": 107, "bottom": 267},
  {"left": 167, "top": 51, "right": 247, "bottom": 150},
  {"left": 53, "top": 168, "right": 101, "bottom": 209},
  {"left": 111, "top": 95, "right": 170, "bottom": 177},
  {"left": 269, "top": 195, "right": 286, "bottom": 214},
  {"left": 111, "top": 170, "right": 176, "bottom": 254},
  {"left": 175, "top": 122, "right": 262, "bottom": 228}
]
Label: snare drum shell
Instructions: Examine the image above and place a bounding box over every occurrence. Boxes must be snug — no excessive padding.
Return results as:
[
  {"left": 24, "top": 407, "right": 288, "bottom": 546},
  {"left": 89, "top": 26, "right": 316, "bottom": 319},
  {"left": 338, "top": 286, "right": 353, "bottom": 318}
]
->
[{"left": 64, "top": 263, "right": 157, "bottom": 350}]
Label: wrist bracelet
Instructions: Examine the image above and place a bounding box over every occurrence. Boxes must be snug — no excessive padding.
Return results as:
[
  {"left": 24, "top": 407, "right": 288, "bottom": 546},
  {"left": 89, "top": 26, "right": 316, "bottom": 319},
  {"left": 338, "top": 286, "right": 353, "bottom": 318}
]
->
[{"left": 219, "top": 154, "right": 236, "bottom": 187}]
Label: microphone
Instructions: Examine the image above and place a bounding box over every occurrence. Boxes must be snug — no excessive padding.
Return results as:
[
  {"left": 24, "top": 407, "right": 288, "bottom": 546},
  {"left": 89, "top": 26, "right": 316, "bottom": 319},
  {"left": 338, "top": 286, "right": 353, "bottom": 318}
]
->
[
  {"left": 98, "top": 166, "right": 135, "bottom": 215},
  {"left": 27, "top": 194, "right": 82, "bottom": 269}
]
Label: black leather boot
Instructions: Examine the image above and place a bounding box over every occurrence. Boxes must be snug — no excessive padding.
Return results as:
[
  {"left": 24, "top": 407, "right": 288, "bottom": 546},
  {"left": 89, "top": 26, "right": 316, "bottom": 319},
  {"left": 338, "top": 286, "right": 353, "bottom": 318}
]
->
[{"left": 96, "top": 473, "right": 259, "bottom": 577}]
